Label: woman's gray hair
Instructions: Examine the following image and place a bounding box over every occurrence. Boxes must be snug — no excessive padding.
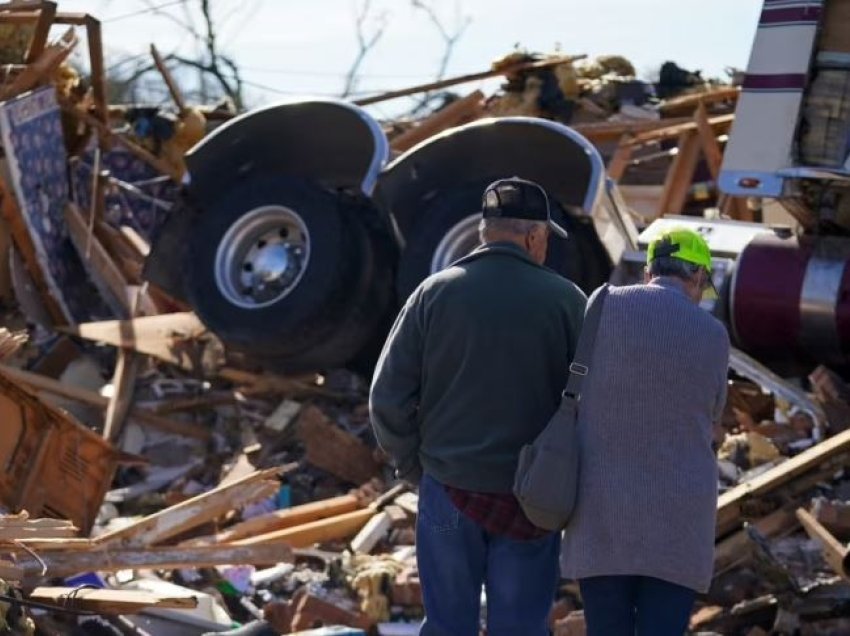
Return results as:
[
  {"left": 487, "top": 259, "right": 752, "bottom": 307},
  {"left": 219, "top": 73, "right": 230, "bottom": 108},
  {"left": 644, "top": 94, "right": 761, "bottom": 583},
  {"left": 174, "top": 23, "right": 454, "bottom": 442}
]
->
[
  {"left": 479, "top": 217, "right": 546, "bottom": 242},
  {"left": 648, "top": 256, "right": 702, "bottom": 280}
]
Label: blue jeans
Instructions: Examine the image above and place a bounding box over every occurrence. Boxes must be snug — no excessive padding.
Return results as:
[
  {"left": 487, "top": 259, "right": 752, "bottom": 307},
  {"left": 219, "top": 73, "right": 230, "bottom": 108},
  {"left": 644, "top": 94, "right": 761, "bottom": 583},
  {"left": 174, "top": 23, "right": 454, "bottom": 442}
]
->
[
  {"left": 416, "top": 474, "right": 560, "bottom": 636},
  {"left": 579, "top": 575, "right": 696, "bottom": 636}
]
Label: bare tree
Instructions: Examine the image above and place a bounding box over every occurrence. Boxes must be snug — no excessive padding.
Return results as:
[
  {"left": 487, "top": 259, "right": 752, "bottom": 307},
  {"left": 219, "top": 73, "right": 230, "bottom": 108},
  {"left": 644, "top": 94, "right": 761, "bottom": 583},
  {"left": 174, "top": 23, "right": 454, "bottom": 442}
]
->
[
  {"left": 411, "top": 0, "right": 471, "bottom": 82},
  {"left": 341, "top": 0, "right": 390, "bottom": 98},
  {"left": 107, "top": 0, "right": 245, "bottom": 108}
]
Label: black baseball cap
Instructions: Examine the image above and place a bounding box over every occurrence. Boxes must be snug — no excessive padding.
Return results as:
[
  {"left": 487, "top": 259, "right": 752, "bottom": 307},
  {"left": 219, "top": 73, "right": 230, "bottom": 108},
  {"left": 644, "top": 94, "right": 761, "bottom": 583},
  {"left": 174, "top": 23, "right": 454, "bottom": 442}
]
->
[{"left": 481, "top": 177, "right": 569, "bottom": 239}]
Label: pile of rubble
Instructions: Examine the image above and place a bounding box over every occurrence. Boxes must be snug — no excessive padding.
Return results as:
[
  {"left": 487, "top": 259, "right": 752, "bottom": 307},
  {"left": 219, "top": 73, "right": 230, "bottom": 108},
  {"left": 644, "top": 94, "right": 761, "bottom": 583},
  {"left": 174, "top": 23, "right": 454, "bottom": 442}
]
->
[{"left": 0, "top": 2, "right": 848, "bottom": 636}]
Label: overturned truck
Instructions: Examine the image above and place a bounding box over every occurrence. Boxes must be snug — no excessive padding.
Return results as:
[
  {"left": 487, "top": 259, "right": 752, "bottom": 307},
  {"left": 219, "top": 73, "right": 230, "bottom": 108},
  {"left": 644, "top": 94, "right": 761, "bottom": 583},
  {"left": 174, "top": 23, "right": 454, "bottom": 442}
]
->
[{"left": 148, "top": 100, "right": 638, "bottom": 373}]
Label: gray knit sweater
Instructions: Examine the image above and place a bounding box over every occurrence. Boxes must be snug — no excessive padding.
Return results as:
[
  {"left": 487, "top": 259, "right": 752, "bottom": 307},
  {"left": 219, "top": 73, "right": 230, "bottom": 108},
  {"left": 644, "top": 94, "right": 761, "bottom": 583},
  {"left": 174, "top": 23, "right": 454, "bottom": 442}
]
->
[{"left": 560, "top": 279, "right": 729, "bottom": 593}]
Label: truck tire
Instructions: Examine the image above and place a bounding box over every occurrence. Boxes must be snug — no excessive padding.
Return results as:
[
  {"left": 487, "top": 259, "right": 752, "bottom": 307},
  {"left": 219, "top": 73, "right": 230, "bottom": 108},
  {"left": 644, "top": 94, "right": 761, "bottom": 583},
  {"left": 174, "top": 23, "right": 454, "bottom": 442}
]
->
[
  {"left": 395, "top": 183, "right": 612, "bottom": 301},
  {"left": 186, "top": 173, "right": 366, "bottom": 360},
  {"left": 255, "top": 199, "right": 398, "bottom": 373}
]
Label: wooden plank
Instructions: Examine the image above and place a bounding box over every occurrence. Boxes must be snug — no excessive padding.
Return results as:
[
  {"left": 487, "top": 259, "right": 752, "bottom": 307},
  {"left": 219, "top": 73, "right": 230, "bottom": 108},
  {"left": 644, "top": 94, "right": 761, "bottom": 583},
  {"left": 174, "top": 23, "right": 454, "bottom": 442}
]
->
[
  {"left": 94, "top": 467, "right": 289, "bottom": 548},
  {"left": 354, "top": 54, "right": 586, "bottom": 106},
  {"left": 102, "top": 349, "right": 139, "bottom": 443},
  {"left": 797, "top": 507, "right": 850, "bottom": 581},
  {"left": 296, "top": 405, "right": 382, "bottom": 485},
  {"left": 59, "top": 312, "right": 214, "bottom": 370},
  {"left": 0, "top": 526, "right": 77, "bottom": 540},
  {"left": 0, "top": 365, "right": 212, "bottom": 441},
  {"left": 150, "top": 44, "right": 186, "bottom": 114},
  {"left": 656, "top": 130, "right": 701, "bottom": 217},
  {"left": 349, "top": 510, "right": 392, "bottom": 554},
  {"left": 0, "top": 26, "right": 76, "bottom": 100},
  {"left": 390, "top": 91, "right": 484, "bottom": 153},
  {"left": 65, "top": 203, "right": 131, "bottom": 317},
  {"left": 24, "top": 1, "right": 57, "bottom": 64},
  {"left": 119, "top": 226, "right": 151, "bottom": 258},
  {"left": 29, "top": 587, "right": 198, "bottom": 614},
  {"left": 0, "top": 560, "right": 23, "bottom": 581},
  {"left": 190, "top": 494, "right": 361, "bottom": 545},
  {"left": 572, "top": 117, "right": 692, "bottom": 144},
  {"left": 233, "top": 508, "right": 376, "bottom": 548},
  {"left": 659, "top": 87, "right": 740, "bottom": 117},
  {"left": 718, "top": 427, "right": 850, "bottom": 536},
  {"left": 19, "top": 543, "right": 294, "bottom": 579}
]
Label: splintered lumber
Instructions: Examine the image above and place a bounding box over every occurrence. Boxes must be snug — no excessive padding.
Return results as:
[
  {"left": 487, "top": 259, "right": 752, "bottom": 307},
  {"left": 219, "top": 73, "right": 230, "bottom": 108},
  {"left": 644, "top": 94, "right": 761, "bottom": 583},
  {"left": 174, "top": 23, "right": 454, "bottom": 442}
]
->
[
  {"left": 622, "top": 113, "right": 735, "bottom": 148},
  {"left": 695, "top": 102, "right": 724, "bottom": 180},
  {"left": 95, "top": 467, "right": 289, "bottom": 548},
  {"left": 28, "top": 587, "right": 198, "bottom": 614},
  {"left": 657, "top": 130, "right": 701, "bottom": 216},
  {"left": 355, "top": 54, "right": 586, "bottom": 106},
  {"left": 59, "top": 312, "right": 214, "bottom": 371},
  {"left": 296, "top": 405, "right": 382, "bottom": 485},
  {"left": 232, "top": 508, "right": 377, "bottom": 549},
  {"left": 0, "top": 365, "right": 211, "bottom": 441},
  {"left": 0, "top": 526, "right": 77, "bottom": 540},
  {"left": 717, "top": 426, "right": 850, "bottom": 536},
  {"left": 24, "top": 1, "right": 57, "bottom": 64},
  {"left": 796, "top": 507, "right": 850, "bottom": 582},
  {"left": 19, "top": 543, "right": 294, "bottom": 579},
  {"left": 194, "top": 494, "right": 361, "bottom": 545},
  {"left": 390, "top": 91, "right": 485, "bottom": 152}
]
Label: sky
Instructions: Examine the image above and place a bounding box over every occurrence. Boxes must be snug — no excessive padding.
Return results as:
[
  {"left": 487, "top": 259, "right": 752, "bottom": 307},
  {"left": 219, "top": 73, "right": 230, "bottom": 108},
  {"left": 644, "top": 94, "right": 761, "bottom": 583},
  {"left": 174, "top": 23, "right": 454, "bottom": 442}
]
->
[{"left": 57, "top": 0, "right": 764, "bottom": 117}]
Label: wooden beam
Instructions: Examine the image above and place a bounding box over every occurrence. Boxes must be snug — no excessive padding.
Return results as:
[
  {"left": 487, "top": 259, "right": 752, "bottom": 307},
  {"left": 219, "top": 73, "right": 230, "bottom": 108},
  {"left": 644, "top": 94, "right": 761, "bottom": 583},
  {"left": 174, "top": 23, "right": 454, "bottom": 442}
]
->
[
  {"left": 149, "top": 44, "right": 186, "bottom": 114},
  {"left": 659, "top": 87, "right": 740, "bottom": 117},
  {"left": 390, "top": 91, "right": 484, "bottom": 153},
  {"left": 0, "top": 27, "right": 76, "bottom": 100},
  {"left": 797, "top": 507, "right": 850, "bottom": 582},
  {"left": 233, "top": 508, "right": 376, "bottom": 548},
  {"left": 102, "top": 349, "right": 139, "bottom": 443},
  {"left": 623, "top": 113, "right": 735, "bottom": 149},
  {"left": 0, "top": 365, "right": 212, "bottom": 441},
  {"left": 354, "top": 54, "right": 586, "bottom": 106},
  {"left": 29, "top": 587, "right": 198, "bottom": 614},
  {"left": 20, "top": 543, "right": 293, "bottom": 579},
  {"left": 94, "top": 467, "right": 288, "bottom": 548},
  {"left": 656, "top": 130, "right": 701, "bottom": 217},
  {"left": 572, "top": 117, "right": 692, "bottom": 144},
  {"left": 191, "top": 494, "right": 361, "bottom": 545},
  {"left": 718, "top": 426, "right": 850, "bottom": 536},
  {"left": 24, "top": 1, "right": 57, "bottom": 64},
  {"left": 0, "top": 526, "right": 77, "bottom": 540}
]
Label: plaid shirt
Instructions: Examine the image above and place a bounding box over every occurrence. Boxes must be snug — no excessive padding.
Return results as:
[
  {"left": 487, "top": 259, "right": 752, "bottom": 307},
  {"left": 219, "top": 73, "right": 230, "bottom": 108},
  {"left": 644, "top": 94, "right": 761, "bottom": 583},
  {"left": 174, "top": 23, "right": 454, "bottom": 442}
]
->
[{"left": 444, "top": 484, "right": 551, "bottom": 541}]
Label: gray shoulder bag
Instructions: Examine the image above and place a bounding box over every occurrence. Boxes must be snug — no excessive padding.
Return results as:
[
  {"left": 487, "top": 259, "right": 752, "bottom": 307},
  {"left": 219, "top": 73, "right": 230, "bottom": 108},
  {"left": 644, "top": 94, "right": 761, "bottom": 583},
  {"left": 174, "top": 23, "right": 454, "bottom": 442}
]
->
[{"left": 513, "top": 284, "right": 610, "bottom": 531}]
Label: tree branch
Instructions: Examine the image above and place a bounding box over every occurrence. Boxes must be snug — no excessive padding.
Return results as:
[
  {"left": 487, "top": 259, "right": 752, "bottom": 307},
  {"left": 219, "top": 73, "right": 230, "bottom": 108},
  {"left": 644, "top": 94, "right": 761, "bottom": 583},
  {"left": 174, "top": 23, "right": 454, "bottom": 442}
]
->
[{"left": 342, "top": 0, "right": 389, "bottom": 98}]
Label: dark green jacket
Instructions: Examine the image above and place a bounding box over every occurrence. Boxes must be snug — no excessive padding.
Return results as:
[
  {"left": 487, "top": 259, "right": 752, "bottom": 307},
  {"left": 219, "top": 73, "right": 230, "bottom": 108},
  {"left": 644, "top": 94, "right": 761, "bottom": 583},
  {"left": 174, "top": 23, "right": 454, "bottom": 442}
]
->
[{"left": 369, "top": 242, "right": 587, "bottom": 492}]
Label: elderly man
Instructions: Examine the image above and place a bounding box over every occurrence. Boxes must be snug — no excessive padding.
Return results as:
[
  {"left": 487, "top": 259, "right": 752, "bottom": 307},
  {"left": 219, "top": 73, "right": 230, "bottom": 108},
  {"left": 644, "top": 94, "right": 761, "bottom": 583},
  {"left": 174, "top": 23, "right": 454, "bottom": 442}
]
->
[
  {"left": 370, "top": 177, "right": 587, "bottom": 636},
  {"left": 561, "top": 228, "right": 730, "bottom": 636}
]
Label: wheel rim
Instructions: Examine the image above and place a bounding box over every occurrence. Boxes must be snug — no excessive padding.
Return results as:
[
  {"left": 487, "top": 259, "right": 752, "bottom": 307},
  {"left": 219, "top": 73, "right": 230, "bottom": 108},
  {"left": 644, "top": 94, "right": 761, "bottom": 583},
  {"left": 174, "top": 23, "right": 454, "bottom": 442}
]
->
[
  {"left": 214, "top": 206, "right": 311, "bottom": 309},
  {"left": 430, "top": 214, "right": 481, "bottom": 273}
]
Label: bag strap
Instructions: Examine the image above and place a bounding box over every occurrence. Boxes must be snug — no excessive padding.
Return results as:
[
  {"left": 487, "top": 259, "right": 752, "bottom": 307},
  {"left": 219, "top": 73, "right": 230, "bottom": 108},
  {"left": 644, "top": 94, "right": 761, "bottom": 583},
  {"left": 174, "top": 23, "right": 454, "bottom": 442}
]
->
[{"left": 564, "top": 284, "right": 610, "bottom": 398}]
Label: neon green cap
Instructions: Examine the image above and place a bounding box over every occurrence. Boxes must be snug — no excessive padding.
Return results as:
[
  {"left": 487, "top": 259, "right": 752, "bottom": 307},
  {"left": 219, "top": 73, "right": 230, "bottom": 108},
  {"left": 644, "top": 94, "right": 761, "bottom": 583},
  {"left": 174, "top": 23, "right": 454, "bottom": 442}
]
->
[{"left": 647, "top": 227, "right": 717, "bottom": 299}]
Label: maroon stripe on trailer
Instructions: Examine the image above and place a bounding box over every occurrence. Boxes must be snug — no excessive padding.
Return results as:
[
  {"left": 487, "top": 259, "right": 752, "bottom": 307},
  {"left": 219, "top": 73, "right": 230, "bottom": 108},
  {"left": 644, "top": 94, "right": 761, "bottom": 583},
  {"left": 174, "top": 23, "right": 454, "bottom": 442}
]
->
[
  {"left": 760, "top": 5, "right": 822, "bottom": 24},
  {"left": 743, "top": 73, "right": 807, "bottom": 91}
]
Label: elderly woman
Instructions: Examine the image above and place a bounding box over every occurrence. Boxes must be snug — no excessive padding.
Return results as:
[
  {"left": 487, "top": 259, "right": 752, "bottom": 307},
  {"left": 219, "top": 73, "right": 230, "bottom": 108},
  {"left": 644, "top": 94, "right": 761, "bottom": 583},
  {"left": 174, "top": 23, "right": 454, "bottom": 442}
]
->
[{"left": 561, "top": 228, "right": 730, "bottom": 636}]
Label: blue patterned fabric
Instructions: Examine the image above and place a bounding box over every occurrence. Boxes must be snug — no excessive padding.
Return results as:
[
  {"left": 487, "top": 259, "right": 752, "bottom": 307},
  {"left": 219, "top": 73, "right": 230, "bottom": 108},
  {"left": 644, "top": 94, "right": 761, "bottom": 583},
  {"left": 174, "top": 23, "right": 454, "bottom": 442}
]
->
[{"left": 0, "top": 87, "right": 107, "bottom": 322}]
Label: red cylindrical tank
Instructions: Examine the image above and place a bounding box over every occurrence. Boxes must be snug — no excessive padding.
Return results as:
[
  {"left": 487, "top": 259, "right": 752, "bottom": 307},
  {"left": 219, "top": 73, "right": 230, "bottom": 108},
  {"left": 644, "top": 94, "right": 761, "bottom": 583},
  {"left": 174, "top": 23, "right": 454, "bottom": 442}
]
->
[{"left": 731, "top": 233, "right": 850, "bottom": 365}]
